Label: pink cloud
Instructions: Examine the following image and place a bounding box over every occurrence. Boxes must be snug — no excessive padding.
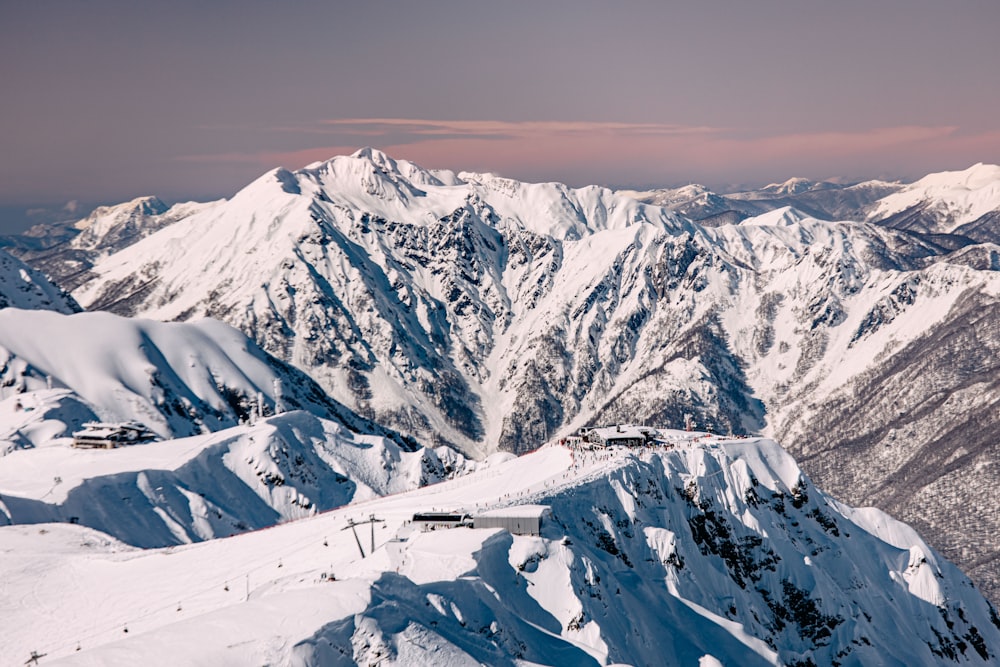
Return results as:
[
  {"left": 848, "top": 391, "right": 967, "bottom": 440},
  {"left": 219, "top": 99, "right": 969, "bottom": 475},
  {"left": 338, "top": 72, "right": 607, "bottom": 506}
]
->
[{"left": 177, "top": 119, "right": 1000, "bottom": 185}]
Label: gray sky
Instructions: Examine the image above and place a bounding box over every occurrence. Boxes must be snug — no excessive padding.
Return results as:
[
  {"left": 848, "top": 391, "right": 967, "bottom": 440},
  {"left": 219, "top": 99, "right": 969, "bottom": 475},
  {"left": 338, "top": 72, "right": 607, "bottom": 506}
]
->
[{"left": 2, "top": 0, "right": 999, "bottom": 232}]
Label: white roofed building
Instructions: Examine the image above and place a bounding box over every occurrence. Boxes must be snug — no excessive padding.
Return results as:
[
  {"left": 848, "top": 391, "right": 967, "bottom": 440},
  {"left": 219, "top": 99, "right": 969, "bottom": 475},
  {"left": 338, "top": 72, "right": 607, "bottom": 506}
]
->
[
  {"left": 584, "top": 424, "right": 650, "bottom": 448},
  {"left": 71, "top": 422, "right": 157, "bottom": 449}
]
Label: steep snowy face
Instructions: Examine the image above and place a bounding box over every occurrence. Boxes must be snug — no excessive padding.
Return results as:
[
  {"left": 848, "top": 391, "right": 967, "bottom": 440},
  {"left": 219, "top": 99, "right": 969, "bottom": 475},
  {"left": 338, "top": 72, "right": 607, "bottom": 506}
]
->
[
  {"left": 0, "top": 249, "right": 79, "bottom": 312},
  {"left": 0, "top": 411, "right": 471, "bottom": 547},
  {"left": 869, "top": 163, "right": 1000, "bottom": 239},
  {"left": 0, "top": 309, "right": 402, "bottom": 447},
  {"left": 5, "top": 436, "right": 1000, "bottom": 666}
]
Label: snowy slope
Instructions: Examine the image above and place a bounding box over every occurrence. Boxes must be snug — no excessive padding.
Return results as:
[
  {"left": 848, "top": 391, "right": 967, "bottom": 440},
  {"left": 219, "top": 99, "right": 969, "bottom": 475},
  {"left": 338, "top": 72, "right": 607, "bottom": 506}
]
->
[
  {"left": 3, "top": 435, "right": 999, "bottom": 666},
  {"left": 869, "top": 163, "right": 1000, "bottom": 238},
  {"left": 0, "top": 249, "right": 79, "bottom": 312},
  {"left": 0, "top": 411, "right": 472, "bottom": 548},
  {"left": 0, "top": 308, "right": 404, "bottom": 447}
]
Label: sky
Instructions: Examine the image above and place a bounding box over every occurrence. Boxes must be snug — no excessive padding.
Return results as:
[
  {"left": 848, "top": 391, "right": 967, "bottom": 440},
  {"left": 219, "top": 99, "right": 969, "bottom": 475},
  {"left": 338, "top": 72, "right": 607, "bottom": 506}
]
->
[{"left": 2, "top": 0, "right": 1000, "bottom": 233}]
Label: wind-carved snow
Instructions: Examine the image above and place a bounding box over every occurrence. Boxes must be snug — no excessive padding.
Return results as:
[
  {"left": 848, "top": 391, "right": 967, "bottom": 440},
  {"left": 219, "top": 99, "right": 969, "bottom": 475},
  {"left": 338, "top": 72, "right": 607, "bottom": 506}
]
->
[
  {"left": 0, "top": 308, "right": 404, "bottom": 448},
  {"left": 3, "top": 435, "right": 999, "bottom": 666}
]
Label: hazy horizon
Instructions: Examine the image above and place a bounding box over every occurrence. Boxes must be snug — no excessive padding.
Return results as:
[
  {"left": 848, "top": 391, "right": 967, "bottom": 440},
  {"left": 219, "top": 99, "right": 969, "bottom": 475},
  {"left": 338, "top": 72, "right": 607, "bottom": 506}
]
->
[{"left": 3, "top": 0, "right": 999, "bottom": 233}]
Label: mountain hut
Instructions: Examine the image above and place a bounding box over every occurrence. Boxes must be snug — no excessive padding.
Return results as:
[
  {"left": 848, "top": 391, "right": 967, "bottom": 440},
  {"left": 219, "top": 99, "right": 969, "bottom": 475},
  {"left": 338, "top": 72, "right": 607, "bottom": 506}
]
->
[{"left": 71, "top": 422, "right": 157, "bottom": 449}]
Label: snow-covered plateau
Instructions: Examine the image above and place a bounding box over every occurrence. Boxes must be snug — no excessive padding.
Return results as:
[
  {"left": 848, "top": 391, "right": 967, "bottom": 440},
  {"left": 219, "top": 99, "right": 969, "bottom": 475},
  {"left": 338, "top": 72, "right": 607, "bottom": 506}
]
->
[{"left": 2, "top": 433, "right": 999, "bottom": 666}]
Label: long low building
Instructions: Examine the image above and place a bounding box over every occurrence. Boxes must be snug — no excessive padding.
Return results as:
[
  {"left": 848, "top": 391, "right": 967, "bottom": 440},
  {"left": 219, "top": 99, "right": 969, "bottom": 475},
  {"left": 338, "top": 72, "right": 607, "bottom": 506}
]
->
[
  {"left": 473, "top": 505, "right": 550, "bottom": 536},
  {"left": 408, "top": 505, "right": 551, "bottom": 536},
  {"left": 584, "top": 424, "right": 651, "bottom": 448}
]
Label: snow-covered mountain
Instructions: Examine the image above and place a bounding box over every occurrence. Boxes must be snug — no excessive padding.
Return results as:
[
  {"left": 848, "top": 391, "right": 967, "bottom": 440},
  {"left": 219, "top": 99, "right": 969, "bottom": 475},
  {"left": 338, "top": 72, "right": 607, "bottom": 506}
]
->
[
  {"left": 617, "top": 183, "right": 766, "bottom": 226},
  {"left": 0, "top": 248, "right": 79, "bottom": 312},
  {"left": 69, "top": 195, "right": 170, "bottom": 248},
  {"left": 66, "top": 151, "right": 992, "bottom": 454},
  {"left": 0, "top": 308, "right": 407, "bottom": 450},
  {"left": 0, "top": 410, "right": 473, "bottom": 548},
  {"left": 24, "top": 150, "right": 1000, "bottom": 603},
  {"left": 4, "top": 196, "right": 223, "bottom": 291},
  {"left": 868, "top": 163, "right": 1000, "bottom": 243},
  {"left": 3, "top": 434, "right": 999, "bottom": 666},
  {"left": 751, "top": 179, "right": 904, "bottom": 223},
  {"left": 622, "top": 178, "right": 904, "bottom": 226}
]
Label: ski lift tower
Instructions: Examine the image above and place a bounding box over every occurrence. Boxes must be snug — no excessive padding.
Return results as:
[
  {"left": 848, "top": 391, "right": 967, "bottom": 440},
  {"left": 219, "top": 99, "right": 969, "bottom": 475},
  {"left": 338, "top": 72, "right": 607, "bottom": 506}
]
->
[{"left": 342, "top": 514, "right": 385, "bottom": 558}]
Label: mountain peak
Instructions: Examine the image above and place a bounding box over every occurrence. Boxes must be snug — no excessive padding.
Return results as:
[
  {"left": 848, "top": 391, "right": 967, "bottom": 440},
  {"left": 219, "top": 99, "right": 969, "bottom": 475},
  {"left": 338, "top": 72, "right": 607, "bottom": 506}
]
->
[
  {"left": 761, "top": 177, "right": 818, "bottom": 196},
  {"left": 351, "top": 146, "right": 394, "bottom": 164},
  {"left": 910, "top": 162, "right": 1000, "bottom": 191},
  {"left": 72, "top": 196, "right": 168, "bottom": 232},
  {"left": 868, "top": 162, "right": 1000, "bottom": 233},
  {"left": 739, "top": 205, "right": 813, "bottom": 227}
]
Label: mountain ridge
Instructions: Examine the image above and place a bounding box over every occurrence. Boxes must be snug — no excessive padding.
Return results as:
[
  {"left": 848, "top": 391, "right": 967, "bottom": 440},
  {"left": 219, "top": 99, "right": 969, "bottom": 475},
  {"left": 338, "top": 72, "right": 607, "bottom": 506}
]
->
[{"left": 3, "top": 433, "right": 1000, "bottom": 665}]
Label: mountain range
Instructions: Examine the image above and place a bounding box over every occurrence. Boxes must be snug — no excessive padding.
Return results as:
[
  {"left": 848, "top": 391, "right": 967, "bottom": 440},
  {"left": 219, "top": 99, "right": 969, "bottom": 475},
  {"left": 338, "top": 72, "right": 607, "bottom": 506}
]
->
[
  {"left": 1, "top": 151, "right": 999, "bottom": 664},
  {"left": 7, "top": 150, "right": 998, "bottom": 603}
]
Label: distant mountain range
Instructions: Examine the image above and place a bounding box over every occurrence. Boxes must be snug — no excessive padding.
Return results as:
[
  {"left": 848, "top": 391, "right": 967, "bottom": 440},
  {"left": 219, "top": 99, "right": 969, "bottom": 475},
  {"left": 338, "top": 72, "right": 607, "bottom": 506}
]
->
[
  {"left": 3, "top": 151, "right": 999, "bottom": 605},
  {"left": 622, "top": 165, "right": 1000, "bottom": 246}
]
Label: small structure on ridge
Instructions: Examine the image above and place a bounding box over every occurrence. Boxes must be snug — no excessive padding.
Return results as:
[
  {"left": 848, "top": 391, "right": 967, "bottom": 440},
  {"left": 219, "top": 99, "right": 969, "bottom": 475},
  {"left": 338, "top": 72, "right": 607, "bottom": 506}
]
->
[
  {"left": 584, "top": 424, "right": 651, "bottom": 448},
  {"left": 473, "top": 505, "right": 550, "bottom": 536},
  {"left": 71, "top": 422, "right": 157, "bottom": 449}
]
